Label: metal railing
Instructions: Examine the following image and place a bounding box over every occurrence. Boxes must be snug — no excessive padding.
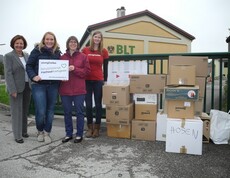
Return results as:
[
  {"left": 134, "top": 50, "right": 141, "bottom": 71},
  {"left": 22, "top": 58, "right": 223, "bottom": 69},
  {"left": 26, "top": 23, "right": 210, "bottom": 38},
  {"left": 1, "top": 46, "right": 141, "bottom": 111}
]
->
[{"left": 29, "top": 52, "right": 230, "bottom": 116}]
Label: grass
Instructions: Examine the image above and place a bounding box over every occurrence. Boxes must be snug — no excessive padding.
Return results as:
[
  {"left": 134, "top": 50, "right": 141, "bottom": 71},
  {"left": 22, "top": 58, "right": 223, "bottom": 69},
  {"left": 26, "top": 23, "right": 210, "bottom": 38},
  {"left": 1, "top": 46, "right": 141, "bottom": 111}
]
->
[{"left": 0, "top": 84, "right": 10, "bottom": 105}]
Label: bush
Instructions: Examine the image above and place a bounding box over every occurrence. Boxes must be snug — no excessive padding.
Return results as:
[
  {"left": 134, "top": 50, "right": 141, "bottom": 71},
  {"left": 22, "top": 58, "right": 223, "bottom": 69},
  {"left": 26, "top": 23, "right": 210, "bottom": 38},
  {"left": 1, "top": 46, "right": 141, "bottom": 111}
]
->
[{"left": 0, "top": 85, "right": 9, "bottom": 105}]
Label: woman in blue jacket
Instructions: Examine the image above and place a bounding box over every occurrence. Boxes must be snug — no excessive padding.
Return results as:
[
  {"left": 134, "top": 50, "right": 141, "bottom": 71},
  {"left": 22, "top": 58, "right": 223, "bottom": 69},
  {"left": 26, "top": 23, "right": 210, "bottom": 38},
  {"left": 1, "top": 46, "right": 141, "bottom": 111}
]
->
[{"left": 26, "top": 31, "right": 61, "bottom": 143}]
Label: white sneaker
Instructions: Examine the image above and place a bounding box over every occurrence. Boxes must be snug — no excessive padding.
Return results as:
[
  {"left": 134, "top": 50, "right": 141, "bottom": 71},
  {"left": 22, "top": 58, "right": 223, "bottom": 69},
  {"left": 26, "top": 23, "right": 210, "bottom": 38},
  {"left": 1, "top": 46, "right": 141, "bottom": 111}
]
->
[
  {"left": 37, "top": 131, "right": 44, "bottom": 142},
  {"left": 44, "top": 132, "right": 52, "bottom": 144}
]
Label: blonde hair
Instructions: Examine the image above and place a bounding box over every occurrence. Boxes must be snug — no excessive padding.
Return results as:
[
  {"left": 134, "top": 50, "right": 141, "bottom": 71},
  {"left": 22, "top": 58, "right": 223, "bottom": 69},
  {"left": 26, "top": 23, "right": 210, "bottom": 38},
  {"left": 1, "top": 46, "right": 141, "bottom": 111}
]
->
[
  {"left": 89, "top": 31, "right": 104, "bottom": 54},
  {"left": 38, "top": 31, "right": 59, "bottom": 53}
]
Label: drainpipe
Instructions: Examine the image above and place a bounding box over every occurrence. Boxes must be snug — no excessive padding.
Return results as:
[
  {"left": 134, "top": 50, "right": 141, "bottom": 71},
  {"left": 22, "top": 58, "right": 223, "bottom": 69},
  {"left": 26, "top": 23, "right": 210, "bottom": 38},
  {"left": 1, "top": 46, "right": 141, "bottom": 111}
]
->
[{"left": 226, "top": 34, "right": 230, "bottom": 112}]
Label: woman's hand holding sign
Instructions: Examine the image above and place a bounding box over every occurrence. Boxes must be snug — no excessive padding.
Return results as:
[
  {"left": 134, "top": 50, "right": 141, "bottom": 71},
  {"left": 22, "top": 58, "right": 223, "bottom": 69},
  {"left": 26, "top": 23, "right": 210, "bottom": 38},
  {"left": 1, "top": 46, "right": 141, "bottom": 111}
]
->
[{"left": 69, "top": 65, "right": 75, "bottom": 71}]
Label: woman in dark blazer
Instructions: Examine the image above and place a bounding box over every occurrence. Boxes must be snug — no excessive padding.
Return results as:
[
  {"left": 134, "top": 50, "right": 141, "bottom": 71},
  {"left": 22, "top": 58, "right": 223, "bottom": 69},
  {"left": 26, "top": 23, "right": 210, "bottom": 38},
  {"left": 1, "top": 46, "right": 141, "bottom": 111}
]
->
[{"left": 3, "top": 35, "right": 31, "bottom": 144}]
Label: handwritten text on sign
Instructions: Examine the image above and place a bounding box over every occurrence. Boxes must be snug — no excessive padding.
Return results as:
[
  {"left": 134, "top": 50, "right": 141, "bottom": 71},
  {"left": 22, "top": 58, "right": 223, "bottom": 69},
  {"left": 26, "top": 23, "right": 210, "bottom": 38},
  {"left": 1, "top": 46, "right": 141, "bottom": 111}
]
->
[
  {"left": 170, "top": 126, "right": 199, "bottom": 140},
  {"left": 39, "top": 60, "right": 69, "bottom": 80}
]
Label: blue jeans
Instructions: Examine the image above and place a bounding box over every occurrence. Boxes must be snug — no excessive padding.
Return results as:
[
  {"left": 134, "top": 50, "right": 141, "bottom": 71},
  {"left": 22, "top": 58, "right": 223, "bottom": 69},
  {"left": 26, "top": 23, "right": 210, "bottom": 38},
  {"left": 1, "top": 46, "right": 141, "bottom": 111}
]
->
[
  {"left": 61, "top": 95, "right": 85, "bottom": 137},
  {"left": 85, "top": 80, "right": 104, "bottom": 124},
  {"left": 32, "top": 83, "right": 59, "bottom": 132}
]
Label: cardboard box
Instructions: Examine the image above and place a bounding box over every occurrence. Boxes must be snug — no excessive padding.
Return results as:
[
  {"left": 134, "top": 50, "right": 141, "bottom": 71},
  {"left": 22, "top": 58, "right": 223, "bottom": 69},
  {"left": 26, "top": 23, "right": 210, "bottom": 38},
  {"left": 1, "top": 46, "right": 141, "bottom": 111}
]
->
[
  {"left": 168, "top": 56, "right": 208, "bottom": 77},
  {"left": 106, "top": 124, "right": 131, "bottom": 139},
  {"left": 195, "top": 98, "right": 204, "bottom": 116},
  {"left": 156, "top": 112, "right": 167, "bottom": 141},
  {"left": 131, "top": 120, "right": 156, "bottom": 141},
  {"left": 130, "top": 74, "right": 166, "bottom": 94},
  {"left": 166, "top": 118, "right": 203, "bottom": 155},
  {"left": 200, "top": 112, "right": 210, "bottom": 143},
  {"left": 196, "top": 77, "right": 206, "bottom": 98},
  {"left": 169, "top": 65, "right": 196, "bottom": 86},
  {"left": 166, "top": 100, "right": 195, "bottom": 119},
  {"left": 167, "top": 75, "right": 206, "bottom": 98},
  {"left": 106, "top": 103, "right": 134, "bottom": 125},
  {"left": 133, "top": 94, "right": 157, "bottom": 104},
  {"left": 135, "top": 104, "right": 157, "bottom": 121},
  {"left": 103, "top": 84, "right": 130, "bottom": 105},
  {"left": 164, "top": 86, "right": 199, "bottom": 101}
]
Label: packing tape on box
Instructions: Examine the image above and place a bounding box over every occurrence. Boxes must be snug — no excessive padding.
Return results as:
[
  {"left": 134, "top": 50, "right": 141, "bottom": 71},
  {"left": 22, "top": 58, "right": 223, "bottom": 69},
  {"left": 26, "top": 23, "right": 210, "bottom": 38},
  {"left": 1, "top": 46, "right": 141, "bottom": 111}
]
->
[
  {"left": 181, "top": 118, "right": 186, "bottom": 128},
  {"left": 180, "top": 146, "right": 187, "bottom": 154}
]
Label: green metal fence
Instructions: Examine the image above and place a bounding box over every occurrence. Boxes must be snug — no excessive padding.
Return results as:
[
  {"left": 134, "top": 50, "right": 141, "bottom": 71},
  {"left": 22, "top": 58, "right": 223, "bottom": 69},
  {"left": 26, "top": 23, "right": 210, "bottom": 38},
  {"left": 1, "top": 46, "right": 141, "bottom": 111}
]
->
[{"left": 29, "top": 52, "right": 230, "bottom": 116}]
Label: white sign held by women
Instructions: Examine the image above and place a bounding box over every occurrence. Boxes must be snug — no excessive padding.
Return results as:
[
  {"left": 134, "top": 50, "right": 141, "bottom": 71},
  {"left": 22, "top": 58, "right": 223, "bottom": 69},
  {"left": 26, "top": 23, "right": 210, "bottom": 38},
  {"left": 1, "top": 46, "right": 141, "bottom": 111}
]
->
[{"left": 39, "top": 59, "right": 69, "bottom": 80}]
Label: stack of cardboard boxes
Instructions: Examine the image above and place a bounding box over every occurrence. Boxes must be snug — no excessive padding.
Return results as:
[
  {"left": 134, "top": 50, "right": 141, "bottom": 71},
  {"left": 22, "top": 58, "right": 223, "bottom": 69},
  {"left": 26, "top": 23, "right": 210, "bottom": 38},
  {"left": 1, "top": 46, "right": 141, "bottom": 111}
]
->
[
  {"left": 130, "top": 75, "right": 166, "bottom": 141},
  {"left": 103, "top": 84, "right": 133, "bottom": 138},
  {"left": 102, "top": 56, "right": 211, "bottom": 156},
  {"left": 163, "top": 56, "right": 209, "bottom": 155},
  {"left": 103, "top": 74, "right": 167, "bottom": 140}
]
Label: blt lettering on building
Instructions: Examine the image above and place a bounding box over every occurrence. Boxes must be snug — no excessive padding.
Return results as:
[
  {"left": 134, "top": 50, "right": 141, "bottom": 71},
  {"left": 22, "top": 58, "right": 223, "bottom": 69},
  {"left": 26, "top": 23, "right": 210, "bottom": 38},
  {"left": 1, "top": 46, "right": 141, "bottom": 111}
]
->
[{"left": 108, "top": 45, "right": 135, "bottom": 54}]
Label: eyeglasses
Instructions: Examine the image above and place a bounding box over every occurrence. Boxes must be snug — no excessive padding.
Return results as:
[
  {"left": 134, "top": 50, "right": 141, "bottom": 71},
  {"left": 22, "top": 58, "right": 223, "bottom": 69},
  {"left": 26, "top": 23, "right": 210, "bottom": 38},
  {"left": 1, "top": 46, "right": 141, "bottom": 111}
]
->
[{"left": 69, "top": 41, "right": 77, "bottom": 44}]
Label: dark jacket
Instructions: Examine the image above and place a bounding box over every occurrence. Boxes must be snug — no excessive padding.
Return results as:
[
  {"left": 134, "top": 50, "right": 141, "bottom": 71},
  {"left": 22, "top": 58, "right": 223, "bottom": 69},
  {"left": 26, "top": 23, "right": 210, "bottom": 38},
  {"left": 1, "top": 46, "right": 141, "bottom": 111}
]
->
[
  {"left": 59, "top": 51, "right": 90, "bottom": 96},
  {"left": 26, "top": 46, "right": 61, "bottom": 84}
]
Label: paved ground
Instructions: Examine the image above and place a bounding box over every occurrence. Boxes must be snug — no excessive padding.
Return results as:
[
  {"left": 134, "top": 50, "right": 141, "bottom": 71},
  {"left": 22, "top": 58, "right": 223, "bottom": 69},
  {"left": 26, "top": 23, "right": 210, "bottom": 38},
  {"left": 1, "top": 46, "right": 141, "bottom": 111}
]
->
[{"left": 0, "top": 105, "right": 230, "bottom": 178}]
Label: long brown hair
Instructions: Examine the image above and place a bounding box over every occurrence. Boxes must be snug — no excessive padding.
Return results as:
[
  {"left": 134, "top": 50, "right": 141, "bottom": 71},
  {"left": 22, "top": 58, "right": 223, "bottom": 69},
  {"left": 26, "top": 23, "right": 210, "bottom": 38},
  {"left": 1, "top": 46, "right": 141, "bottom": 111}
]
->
[
  {"left": 89, "top": 31, "right": 104, "bottom": 54},
  {"left": 38, "top": 31, "right": 59, "bottom": 53}
]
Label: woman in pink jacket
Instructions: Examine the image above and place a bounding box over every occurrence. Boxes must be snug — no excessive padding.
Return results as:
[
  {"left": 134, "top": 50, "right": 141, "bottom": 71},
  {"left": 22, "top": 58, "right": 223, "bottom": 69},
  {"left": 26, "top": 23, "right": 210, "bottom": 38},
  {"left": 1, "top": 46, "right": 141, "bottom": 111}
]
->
[{"left": 59, "top": 36, "right": 90, "bottom": 143}]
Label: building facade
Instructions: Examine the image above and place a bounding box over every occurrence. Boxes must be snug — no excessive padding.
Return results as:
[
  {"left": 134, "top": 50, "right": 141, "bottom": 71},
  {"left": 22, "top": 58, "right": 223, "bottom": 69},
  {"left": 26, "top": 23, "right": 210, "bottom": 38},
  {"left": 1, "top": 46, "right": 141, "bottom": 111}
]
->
[{"left": 80, "top": 8, "right": 195, "bottom": 55}]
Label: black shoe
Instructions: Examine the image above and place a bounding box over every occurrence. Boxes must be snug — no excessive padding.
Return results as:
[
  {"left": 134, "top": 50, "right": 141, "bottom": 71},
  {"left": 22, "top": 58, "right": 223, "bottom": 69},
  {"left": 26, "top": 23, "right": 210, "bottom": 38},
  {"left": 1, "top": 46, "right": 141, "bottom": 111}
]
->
[
  {"left": 74, "top": 137, "right": 83, "bottom": 143},
  {"left": 22, "top": 133, "right": 29, "bottom": 138},
  {"left": 15, "top": 139, "right": 24, "bottom": 144},
  {"left": 62, "top": 136, "right": 73, "bottom": 143}
]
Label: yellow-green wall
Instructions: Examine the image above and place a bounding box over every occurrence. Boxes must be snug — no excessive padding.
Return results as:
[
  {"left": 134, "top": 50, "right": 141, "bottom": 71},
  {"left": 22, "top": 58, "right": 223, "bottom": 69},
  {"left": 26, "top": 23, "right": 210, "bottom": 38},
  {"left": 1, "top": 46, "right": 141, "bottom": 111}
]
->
[
  {"left": 104, "top": 38, "right": 144, "bottom": 54},
  {"left": 148, "top": 42, "right": 187, "bottom": 54}
]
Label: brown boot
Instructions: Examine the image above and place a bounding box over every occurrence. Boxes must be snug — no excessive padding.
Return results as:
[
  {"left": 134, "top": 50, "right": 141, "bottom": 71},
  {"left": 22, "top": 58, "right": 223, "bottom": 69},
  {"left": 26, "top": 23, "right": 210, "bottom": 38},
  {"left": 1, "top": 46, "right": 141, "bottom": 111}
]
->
[
  {"left": 92, "top": 124, "right": 100, "bottom": 138},
  {"left": 85, "top": 124, "right": 93, "bottom": 138}
]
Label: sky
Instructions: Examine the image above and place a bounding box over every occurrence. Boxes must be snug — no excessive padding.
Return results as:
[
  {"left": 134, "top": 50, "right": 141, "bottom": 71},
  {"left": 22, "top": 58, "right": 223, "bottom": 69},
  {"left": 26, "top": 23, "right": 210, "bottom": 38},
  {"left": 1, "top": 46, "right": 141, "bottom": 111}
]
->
[{"left": 0, "top": 0, "right": 230, "bottom": 55}]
